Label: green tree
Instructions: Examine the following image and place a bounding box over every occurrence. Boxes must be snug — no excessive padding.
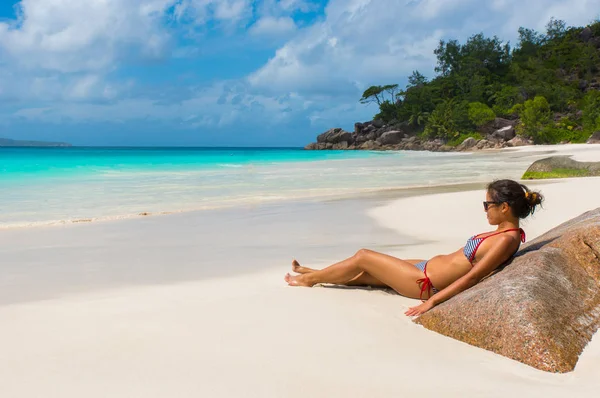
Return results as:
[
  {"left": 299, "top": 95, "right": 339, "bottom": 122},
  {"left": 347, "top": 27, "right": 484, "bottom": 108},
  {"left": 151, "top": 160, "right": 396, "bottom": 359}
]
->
[
  {"left": 434, "top": 33, "right": 510, "bottom": 77},
  {"left": 545, "top": 18, "right": 567, "bottom": 41},
  {"left": 516, "top": 96, "right": 553, "bottom": 142},
  {"left": 383, "top": 84, "right": 400, "bottom": 103},
  {"left": 407, "top": 71, "right": 428, "bottom": 88},
  {"left": 434, "top": 39, "right": 461, "bottom": 76},
  {"left": 360, "top": 85, "right": 386, "bottom": 106},
  {"left": 424, "top": 99, "right": 473, "bottom": 140},
  {"left": 374, "top": 100, "right": 400, "bottom": 122},
  {"left": 359, "top": 18, "right": 600, "bottom": 145},
  {"left": 360, "top": 84, "right": 400, "bottom": 107},
  {"left": 582, "top": 90, "right": 600, "bottom": 131},
  {"left": 396, "top": 78, "right": 439, "bottom": 124},
  {"left": 489, "top": 85, "right": 523, "bottom": 116},
  {"left": 408, "top": 108, "right": 430, "bottom": 127},
  {"left": 468, "top": 102, "right": 496, "bottom": 127},
  {"left": 515, "top": 27, "right": 544, "bottom": 55}
]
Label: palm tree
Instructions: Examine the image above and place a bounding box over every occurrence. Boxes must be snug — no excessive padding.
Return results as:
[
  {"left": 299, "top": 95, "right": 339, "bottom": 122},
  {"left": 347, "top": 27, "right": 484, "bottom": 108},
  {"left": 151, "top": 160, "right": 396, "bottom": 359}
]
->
[{"left": 408, "top": 109, "right": 430, "bottom": 126}]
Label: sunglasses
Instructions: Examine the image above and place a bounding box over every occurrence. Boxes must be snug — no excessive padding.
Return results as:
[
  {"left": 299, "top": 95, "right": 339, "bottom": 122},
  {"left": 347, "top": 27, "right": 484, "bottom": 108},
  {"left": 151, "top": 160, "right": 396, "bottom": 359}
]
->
[{"left": 483, "top": 201, "right": 502, "bottom": 211}]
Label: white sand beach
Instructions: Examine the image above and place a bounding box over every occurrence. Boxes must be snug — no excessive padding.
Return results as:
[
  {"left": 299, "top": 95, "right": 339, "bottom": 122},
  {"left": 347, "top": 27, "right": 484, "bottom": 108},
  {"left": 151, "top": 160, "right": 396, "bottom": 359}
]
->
[{"left": 1, "top": 144, "right": 599, "bottom": 397}]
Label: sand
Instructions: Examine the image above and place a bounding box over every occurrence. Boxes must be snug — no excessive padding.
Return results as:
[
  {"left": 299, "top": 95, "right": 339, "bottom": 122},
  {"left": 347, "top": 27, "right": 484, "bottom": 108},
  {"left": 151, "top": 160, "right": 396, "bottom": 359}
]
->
[{"left": 0, "top": 144, "right": 599, "bottom": 397}]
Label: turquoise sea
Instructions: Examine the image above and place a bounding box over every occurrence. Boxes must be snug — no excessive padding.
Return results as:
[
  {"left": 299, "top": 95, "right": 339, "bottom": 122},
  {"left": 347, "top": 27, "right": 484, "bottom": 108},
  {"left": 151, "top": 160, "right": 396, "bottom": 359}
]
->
[{"left": 0, "top": 147, "right": 538, "bottom": 228}]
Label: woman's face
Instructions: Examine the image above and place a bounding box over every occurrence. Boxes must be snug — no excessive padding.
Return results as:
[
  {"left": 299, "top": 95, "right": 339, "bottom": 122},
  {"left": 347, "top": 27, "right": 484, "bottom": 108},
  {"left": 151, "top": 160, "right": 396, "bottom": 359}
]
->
[{"left": 485, "top": 191, "right": 507, "bottom": 225}]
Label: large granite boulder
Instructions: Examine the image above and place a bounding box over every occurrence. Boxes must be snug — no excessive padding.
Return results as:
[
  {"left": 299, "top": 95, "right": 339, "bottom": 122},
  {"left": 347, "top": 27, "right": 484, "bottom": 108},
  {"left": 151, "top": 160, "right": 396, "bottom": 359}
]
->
[
  {"left": 422, "top": 139, "right": 445, "bottom": 151},
  {"left": 397, "top": 136, "right": 424, "bottom": 151},
  {"left": 473, "top": 139, "right": 495, "bottom": 150},
  {"left": 354, "top": 122, "right": 364, "bottom": 134},
  {"left": 522, "top": 156, "right": 600, "bottom": 179},
  {"left": 372, "top": 119, "right": 385, "bottom": 128},
  {"left": 479, "top": 118, "right": 516, "bottom": 136},
  {"left": 415, "top": 208, "right": 600, "bottom": 373},
  {"left": 480, "top": 118, "right": 516, "bottom": 142},
  {"left": 455, "top": 137, "right": 478, "bottom": 151},
  {"left": 377, "top": 131, "right": 404, "bottom": 145},
  {"left": 580, "top": 26, "right": 593, "bottom": 42},
  {"left": 359, "top": 140, "right": 381, "bottom": 150},
  {"left": 317, "top": 128, "right": 352, "bottom": 144},
  {"left": 332, "top": 141, "right": 349, "bottom": 150},
  {"left": 506, "top": 136, "right": 533, "bottom": 147},
  {"left": 364, "top": 124, "right": 376, "bottom": 132},
  {"left": 587, "top": 131, "right": 600, "bottom": 144},
  {"left": 488, "top": 125, "right": 516, "bottom": 141}
]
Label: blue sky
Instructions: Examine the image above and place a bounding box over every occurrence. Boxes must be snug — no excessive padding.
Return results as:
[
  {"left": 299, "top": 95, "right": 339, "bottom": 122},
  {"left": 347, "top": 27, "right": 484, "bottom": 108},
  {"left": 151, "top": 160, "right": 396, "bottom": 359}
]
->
[{"left": 0, "top": 0, "right": 598, "bottom": 146}]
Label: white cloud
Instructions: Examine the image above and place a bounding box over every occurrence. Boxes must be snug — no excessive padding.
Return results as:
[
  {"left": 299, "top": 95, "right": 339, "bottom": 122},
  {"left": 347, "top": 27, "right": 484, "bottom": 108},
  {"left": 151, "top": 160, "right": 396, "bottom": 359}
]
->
[
  {"left": 414, "top": 0, "right": 474, "bottom": 21},
  {"left": 0, "top": 0, "right": 313, "bottom": 103},
  {"left": 174, "top": 0, "right": 253, "bottom": 25},
  {"left": 249, "top": 16, "right": 297, "bottom": 36},
  {"left": 266, "top": 0, "right": 318, "bottom": 13},
  {"left": 0, "top": 69, "right": 127, "bottom": 103},
  {"left": 498, "top": 0, "right": 600, "bottom": 37},
  {"left": 0, "top": 0, "right": 179, "bottom": 104},
  {"left": 2, "top": 0, "right": 599, "bottom": 139},
  {"left": 246, "top": 0, "right": 318, "bottom": 39},
  {"left": 9, "top": 80, "right": 308, "bottom": 127},
  {"left": 0, "top": 0, "right": 174, "bottom": 73},
  {"left": 215, "top": 0, "right": 252, "bottom": 21},
  {"left": 0, "top": 0, "right": 263, "bottom": 102},
  {"left": 248, "top": 0, "right": 600, "bottom": 97}
]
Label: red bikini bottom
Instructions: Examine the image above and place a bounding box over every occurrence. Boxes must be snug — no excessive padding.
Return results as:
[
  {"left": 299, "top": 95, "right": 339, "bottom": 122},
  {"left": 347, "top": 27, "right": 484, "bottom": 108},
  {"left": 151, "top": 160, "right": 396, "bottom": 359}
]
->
[{"left": 414, "top": 260, "right": 439, "bottom": 300}]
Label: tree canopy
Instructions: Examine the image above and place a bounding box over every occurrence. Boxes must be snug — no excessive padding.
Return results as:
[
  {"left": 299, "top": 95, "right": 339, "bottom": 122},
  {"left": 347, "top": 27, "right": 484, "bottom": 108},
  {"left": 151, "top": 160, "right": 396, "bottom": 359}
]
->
[
  {"left": 360, "top": 84, "right": 400, "bottom": 105},
  {"left": 363, "top": 18, "right": 600, "bottom": 144}
]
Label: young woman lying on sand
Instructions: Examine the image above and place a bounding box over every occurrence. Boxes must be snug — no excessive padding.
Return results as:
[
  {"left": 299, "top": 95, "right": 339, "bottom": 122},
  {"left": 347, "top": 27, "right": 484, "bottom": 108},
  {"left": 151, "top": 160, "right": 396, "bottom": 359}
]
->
[{"left": 284, "top": 179, "right": 543, "bottom": 316}]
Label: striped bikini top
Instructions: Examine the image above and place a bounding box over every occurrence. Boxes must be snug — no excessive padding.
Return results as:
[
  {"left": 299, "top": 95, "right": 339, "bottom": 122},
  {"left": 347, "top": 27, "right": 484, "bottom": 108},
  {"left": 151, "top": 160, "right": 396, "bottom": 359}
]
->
[{"left": 463, "top": 228, "right": 526, "bottom": 265}]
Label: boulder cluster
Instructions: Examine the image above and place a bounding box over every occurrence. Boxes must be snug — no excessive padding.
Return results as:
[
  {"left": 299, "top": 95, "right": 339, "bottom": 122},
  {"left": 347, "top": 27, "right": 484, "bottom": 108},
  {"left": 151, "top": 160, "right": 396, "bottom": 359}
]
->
[{"left": 304, "top": 118, "right": 535, "bottom": 152}]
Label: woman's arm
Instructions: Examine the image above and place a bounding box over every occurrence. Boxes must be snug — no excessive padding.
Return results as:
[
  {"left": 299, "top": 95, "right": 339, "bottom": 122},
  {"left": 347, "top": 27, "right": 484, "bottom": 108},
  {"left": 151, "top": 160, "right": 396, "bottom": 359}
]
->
[{"left": 405, "top": 235, "right": 515, "bottom": 316}]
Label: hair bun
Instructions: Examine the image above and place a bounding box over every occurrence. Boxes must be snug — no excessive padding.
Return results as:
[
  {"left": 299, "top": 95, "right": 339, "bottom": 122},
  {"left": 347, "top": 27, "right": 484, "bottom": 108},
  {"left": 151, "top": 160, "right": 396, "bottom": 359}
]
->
[{"left": 525, "top": 190, "right": 543, "bottom": 206}]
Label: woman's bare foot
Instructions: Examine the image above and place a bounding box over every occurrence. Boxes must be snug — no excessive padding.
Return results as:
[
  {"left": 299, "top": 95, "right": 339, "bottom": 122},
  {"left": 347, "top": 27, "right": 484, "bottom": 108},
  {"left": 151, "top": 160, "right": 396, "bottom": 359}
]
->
[
  {"left": 284, "top": 272, "right": 315, "bottom": 287},
  {"left": 292, "top": 259, "right": 316, "bottom": 274}
]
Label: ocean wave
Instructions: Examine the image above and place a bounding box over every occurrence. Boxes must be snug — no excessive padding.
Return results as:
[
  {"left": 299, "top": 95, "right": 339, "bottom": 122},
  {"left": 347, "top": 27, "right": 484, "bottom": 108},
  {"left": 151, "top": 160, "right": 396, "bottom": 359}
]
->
[
  {"left": 217, "top": 163, "right": 244, "bottom": 168},
  {"left": 0, "top": 180, "right": 496, "bottom": 230},
  {"left": 0, "top": 148, "right": 555, "bottom": 230}
]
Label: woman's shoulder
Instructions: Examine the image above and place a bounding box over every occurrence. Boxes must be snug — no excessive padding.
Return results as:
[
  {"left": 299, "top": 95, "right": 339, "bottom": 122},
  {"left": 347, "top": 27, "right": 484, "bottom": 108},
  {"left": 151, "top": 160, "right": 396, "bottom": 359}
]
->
[{"left": 481, "top": 228, "right": 523, "bottom": 239}]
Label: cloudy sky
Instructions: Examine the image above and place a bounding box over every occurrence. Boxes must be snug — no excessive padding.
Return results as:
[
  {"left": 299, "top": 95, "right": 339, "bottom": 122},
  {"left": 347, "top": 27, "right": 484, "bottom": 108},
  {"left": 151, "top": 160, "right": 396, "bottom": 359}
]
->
[{"left": 0, "top": 0, "right": 598, "bottom": 146}]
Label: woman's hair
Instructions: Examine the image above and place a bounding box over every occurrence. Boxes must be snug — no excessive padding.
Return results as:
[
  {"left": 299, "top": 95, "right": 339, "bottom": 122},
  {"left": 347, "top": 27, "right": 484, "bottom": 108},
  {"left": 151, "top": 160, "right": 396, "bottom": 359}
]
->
[{"left": 487, "top": 179, "right": 543, "bottom": 219}]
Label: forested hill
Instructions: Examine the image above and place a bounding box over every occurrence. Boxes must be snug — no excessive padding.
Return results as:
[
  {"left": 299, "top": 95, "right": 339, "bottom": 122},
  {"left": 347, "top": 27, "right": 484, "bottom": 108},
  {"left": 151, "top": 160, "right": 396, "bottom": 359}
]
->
[{"left": 360, "top": 18, "right": 600, "bottom": 145}]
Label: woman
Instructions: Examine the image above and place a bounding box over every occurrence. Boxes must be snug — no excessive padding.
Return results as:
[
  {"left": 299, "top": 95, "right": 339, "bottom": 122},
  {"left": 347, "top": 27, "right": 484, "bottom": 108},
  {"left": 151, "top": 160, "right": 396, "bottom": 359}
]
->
[{"left": 284, "top": 179, "right": 543, "bottom": 316}]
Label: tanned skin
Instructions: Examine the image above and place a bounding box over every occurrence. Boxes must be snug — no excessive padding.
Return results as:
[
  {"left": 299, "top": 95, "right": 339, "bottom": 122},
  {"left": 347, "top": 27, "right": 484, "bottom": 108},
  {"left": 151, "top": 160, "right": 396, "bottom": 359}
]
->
[{"left": 284, "top": 191, "right": 522, "bottom": 317}]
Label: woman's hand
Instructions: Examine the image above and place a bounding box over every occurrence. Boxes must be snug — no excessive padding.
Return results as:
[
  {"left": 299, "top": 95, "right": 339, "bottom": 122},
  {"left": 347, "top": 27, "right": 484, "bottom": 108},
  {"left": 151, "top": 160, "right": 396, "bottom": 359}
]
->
[{"left": 405, "top": 300, "right": 435, "bottom": 317}]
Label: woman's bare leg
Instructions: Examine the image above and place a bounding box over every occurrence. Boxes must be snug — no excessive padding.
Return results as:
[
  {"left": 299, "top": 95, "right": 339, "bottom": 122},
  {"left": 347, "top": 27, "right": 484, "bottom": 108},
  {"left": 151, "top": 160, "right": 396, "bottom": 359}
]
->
[
  {"left": 291, "top": 258, "right": 425, "bottom": 288},
  {"left": 285, "top": 250, "right": 429, "bottom": 299},
  {"left": 292, "top": 260, "right": 386, "bottom": 287},
  {"left": 345, "top": 271, "right": 388, "bottom": 287}
]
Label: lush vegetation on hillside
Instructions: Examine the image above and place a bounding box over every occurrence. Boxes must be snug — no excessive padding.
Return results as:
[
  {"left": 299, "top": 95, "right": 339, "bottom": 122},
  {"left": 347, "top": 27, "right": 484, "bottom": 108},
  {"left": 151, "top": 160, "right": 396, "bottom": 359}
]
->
[{"left": 360, "top": 19, "right": 600, "bottom": 144}]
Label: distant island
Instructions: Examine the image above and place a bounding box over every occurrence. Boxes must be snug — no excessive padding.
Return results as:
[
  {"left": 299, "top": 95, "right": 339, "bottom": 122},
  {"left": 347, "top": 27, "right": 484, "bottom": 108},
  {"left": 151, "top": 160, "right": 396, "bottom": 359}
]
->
[
  {"left": 0, "top": 138, "right": 72, "bottom": 147},
  {"left": 306, "top": 18, "right": 600, "bottom": 152}
]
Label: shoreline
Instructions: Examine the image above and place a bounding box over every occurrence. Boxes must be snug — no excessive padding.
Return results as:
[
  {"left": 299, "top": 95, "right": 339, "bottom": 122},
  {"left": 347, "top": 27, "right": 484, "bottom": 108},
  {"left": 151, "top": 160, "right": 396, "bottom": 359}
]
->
[
  {"left": 2, "top": 143, "right": 598, "bottom": 231},
  {"left": 0, "top": 181, "right": 490, "bottom": 230}
]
